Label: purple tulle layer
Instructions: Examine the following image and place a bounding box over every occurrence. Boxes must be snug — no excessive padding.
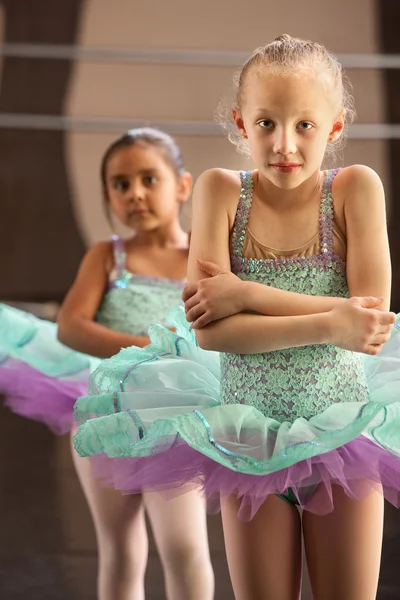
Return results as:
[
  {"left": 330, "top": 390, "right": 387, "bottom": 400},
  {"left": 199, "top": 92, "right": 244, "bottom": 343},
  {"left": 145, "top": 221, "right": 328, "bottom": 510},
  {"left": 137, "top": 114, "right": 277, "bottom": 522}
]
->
[
  {"left": 0, "top": 360, "right": 88, "bottom": 435},
  {"left": 90, "top": 436, "right": 400, "bottom": 520}
]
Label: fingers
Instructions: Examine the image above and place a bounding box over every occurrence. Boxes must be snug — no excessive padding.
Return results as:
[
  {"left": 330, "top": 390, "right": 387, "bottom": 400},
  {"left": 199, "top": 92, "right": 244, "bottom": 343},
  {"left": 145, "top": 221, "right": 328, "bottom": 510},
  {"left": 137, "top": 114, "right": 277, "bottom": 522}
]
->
[
  {"left": 357, "top": 296, "right": 384, "bottom": 309},
  {"left": 359, "top": 308, "right": 395, "bottom": 331},
  {"left": 182, "top": 282, "right": 198, "bottom": 302},
  {"left": 184, "top": 293, "right": 201, "bottom": 313},
  {"left": 378, "top": 311, "right": 397, "bottom": 326},
  {"left": 371, "top": 332, "right": 392, "bottom": 345},
  {"left": 377, "top": 323, "right": 395, "bottom": 335},
  {"left": 185, "top": 303, "right": 206, "bottom": 324},
  {"left": 364, "top": 344, "right": 383, "bottom": 356},
  {"left": 197, "top": 259, "right": 221, "bottom": 277},
  {"left": 363, "top": 320, "right": 395, "bottom": 352},
  {"left": 191, "top": 313, "right": 213, "bottom": 329}
]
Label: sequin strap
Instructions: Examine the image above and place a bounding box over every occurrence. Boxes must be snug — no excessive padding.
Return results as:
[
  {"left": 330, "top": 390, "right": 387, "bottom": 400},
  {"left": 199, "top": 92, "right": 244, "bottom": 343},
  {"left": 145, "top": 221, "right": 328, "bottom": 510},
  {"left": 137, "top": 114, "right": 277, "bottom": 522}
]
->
[
  {"left": 111, "top": 234, "right": 127, "bottom": 273},
  {"left": 231, "top": 170, "right": 254, "bottom": 256},
  {"left": 319, "top": 169, "right": 340, "bottom": 257},
  {"left": 231, "top": 169, "right": 340, "bottom": 259}
]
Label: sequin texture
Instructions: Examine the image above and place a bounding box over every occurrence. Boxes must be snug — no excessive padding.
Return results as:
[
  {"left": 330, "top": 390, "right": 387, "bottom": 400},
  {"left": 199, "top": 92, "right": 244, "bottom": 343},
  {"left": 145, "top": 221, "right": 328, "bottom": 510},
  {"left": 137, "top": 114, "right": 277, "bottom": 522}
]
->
[
  {"left": 221, "top": 170, "right": 369, "bottom": 422},
  {"left": 97, "top": 235, "right": 185, "bottom": 336}
]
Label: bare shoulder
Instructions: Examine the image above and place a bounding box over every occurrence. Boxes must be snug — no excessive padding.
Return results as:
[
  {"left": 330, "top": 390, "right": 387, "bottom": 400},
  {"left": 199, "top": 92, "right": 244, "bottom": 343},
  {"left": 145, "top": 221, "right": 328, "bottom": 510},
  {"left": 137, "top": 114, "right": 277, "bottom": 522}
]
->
[
  {"left": 195, "top": 168, "right": 241, "bottom": 196},
  {"left": 79, "top": 240, "right": 114, "bottom": 275},
  {"left": 58, "top": 240, "right": 114, "bottom": 323},
  {"left": 334, "top": 165, "right": 384, "bottom": 205},
  {"left": 193, "top": 168, "right": 243, "bottom": 223},
  {"left": 196, "top": 167, "right": 241, "bottom": 187}
]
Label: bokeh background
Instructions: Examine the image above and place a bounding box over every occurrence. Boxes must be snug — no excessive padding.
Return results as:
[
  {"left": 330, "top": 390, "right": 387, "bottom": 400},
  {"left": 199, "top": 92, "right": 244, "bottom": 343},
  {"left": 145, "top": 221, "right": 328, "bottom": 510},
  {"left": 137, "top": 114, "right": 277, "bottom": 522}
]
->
[{"left": 1, "top": 1, "right": 399, "bottom": 598}]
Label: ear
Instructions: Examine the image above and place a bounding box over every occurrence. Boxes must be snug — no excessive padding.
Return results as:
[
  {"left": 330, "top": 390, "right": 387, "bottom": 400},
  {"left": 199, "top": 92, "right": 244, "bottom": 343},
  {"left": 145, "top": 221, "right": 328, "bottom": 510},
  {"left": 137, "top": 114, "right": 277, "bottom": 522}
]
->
[
  {"left": 328, "top": 109, "right": 346, "bottom": 142},
  {"left": 177, "top": 171, "right": 193, "bottom": 204},
  {"left": 232, "top": 107, "right": 248, "bottom": 139}
]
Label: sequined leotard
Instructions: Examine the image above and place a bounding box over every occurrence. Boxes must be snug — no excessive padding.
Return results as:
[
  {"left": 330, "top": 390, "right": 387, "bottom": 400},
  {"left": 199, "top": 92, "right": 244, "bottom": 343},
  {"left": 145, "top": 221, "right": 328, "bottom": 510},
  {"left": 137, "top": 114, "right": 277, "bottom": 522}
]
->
[{"left": 72, "top": 170, "right": 400, "bottom": 518}]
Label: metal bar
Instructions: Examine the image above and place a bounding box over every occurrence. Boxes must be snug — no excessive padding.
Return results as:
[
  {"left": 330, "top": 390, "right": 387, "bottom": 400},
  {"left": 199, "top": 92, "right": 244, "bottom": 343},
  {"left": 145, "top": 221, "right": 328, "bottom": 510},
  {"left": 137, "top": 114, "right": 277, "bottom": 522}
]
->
[
  {"left": 0, "top": 113, "right": 399, "bottom": 139},
  {"left": 1, "top": 43, "right": 400, "bottom": 69}
]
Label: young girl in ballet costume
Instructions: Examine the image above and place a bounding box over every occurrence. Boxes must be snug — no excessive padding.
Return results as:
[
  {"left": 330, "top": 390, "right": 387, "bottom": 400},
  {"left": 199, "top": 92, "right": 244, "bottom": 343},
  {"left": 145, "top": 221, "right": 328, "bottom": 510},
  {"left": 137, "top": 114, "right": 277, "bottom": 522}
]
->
[
  {"left": 73, "top": 38, "right": 400, "bottom": 600},
  {"left": 0, "top": 128, "right": 214, "bottom": 600}
]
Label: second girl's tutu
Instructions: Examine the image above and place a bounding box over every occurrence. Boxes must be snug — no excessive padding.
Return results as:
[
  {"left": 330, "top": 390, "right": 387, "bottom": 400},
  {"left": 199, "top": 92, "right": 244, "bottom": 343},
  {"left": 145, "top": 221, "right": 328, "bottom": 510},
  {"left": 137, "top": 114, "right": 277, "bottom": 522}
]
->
[
  {"left": 0, "top": 235, "right": 186, "bottom": 435},
  {"left": 0, "top": 304, "right": 99, "bottom": 434},
  {"left": 73, "top": 306, "right": 400, "bottom": 520}
]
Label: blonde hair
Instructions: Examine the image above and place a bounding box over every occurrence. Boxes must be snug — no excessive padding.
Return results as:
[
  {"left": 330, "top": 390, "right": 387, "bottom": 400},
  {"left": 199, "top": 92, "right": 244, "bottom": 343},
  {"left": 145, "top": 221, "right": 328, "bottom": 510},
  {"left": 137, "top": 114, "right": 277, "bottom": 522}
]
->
[{"left": 217, "top": 34, "right": 355, "bottom": 160}]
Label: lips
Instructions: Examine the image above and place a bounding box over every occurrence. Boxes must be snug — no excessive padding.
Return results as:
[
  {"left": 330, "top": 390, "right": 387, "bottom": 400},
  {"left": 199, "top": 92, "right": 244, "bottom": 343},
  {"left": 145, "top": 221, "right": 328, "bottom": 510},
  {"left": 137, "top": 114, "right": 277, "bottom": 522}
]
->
[
  {"left": 270, "top": 163, "right": 301, "bottom": 173},
  {"left": 130, "top": 210, "right": 149, "bottom": 217}
]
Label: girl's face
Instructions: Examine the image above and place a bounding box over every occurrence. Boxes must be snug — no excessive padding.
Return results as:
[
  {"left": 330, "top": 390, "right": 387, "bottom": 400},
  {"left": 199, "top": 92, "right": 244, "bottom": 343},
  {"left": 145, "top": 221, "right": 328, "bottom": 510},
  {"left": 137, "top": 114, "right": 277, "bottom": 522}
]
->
[
  {"left": 233, "top": 70, "right": 345, "bottom": 189},
  {"left": 104, "top": 143, "right": 191, "bottom": 232}
]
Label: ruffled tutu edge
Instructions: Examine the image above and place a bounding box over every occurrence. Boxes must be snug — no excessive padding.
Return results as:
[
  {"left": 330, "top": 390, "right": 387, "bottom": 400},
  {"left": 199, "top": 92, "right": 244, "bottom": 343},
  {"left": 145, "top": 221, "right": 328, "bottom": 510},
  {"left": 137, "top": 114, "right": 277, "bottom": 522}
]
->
[{"left": 72, "top": 307, "right": 400, "bottom": 518}]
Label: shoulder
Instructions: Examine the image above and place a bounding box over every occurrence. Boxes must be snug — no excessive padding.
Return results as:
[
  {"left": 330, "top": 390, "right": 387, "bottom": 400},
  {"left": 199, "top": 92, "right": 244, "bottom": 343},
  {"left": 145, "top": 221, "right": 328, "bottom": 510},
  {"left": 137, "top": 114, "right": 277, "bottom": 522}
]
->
[
  {"left": 333, "top": 166, "right": 387, "bottom": 237},
  {"left": 195, "top": 167, "right": 242, "bottom": 187},
  {"left": 192, "top": 168, "right": 244, "bottom": 221},
  {"left": 193, "top": 168, "right": 242, "bottom": 200},
  {"left": 79, "top": 240, "right": 115, "bottom": 274},
  {"left": 334, "top": 165, "right": 384, "bottom": 204},
  {"left": 86, "top": 240, "right": 114, "bottom": 260}
]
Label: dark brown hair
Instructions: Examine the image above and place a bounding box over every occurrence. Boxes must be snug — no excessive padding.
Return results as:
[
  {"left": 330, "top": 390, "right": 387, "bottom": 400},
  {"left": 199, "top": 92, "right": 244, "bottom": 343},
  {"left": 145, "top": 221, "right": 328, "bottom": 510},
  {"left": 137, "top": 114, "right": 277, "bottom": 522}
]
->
[
  {"left": 100, "top": 127, "right": 186, "bottom": 188},
  {"left": 100, "top": 127, "right": 186, "bottom": 223}
]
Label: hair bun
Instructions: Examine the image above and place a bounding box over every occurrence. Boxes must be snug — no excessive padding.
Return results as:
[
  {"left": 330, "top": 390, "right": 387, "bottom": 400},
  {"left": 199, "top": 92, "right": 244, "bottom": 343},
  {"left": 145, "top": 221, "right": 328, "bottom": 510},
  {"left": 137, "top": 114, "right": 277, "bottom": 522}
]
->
[{"left": 274, "top": 34, "right": 293, "bottom": 43}]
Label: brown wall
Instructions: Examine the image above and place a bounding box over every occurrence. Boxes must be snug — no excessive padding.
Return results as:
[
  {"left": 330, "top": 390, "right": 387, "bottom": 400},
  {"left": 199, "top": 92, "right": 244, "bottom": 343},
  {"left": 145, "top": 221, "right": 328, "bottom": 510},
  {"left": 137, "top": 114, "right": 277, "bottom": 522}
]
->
[
  {"left": 0, "top": 0, "right": 398, "bottom": 307},
  {"left": 378, "top": 0, "right": 400, "bottom": 308},
  {"left": 0, "top": 0, "right": 86, "bottom": 301}
]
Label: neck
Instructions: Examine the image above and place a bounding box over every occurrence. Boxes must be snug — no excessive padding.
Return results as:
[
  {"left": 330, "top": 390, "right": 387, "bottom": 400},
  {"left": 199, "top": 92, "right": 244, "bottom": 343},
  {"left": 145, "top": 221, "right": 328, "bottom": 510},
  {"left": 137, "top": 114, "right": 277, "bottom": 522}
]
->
[
  {"left": 134, "top": 220, "right": 188, "bottom": 249},
  {"left": 256, "top": 168, "right": 323, "bottom": 211}
]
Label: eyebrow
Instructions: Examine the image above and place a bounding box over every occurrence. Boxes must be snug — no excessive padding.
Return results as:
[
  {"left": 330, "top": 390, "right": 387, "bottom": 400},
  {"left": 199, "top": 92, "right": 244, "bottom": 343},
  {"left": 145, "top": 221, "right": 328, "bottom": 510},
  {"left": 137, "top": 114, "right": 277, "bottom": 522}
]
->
[
  {"left": 253, "top": 108, "right": 319, "bottom": 118},
  {"left": 109, "top": 168, "right": 160, "bottom": 181}
]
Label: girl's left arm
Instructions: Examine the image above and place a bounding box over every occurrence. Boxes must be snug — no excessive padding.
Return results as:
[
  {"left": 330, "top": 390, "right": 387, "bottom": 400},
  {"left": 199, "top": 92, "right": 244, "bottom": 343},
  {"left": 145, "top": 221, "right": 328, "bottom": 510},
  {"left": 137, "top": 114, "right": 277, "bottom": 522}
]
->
[{"left": 343, "top": 165, "right": 391, "bottom": 311}]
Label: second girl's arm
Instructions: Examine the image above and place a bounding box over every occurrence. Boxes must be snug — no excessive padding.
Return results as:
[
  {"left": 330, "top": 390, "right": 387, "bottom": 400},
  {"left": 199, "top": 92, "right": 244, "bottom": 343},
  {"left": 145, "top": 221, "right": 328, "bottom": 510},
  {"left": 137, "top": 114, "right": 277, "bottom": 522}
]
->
[{"left": 57, "top": 242, "right": 150, "bottom": 358}]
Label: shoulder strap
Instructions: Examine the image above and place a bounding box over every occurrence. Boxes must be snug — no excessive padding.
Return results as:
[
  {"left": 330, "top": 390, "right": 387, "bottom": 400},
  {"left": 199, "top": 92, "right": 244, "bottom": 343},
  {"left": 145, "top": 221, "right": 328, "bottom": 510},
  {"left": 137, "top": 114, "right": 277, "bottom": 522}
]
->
[
  {"left": 231, "top": 170, "right": 254, "bottom": 257},
  {"left": 111, "top": 234, "right": 126, "bottom": 272},
  {"left": 319, "top": 168, "right": 340, "bottom": 256}
]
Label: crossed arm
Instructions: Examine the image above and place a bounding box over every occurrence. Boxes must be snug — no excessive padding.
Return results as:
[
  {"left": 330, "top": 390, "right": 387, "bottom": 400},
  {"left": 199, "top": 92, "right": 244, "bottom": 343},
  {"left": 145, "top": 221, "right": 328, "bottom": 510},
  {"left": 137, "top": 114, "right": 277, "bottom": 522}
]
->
[{"left": 183, "top": 167, "right": 395, "bottom": 355}]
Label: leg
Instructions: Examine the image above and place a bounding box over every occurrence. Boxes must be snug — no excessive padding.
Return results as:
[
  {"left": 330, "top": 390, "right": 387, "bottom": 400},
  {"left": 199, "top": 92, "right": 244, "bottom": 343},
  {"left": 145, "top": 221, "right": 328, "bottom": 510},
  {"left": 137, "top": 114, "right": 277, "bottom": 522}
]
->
[
  {"left": 221, "top": 494, "right": 302, "bottom": 600},
  {"left": 145, "top": 490, "right": 214, "bottom": 600},
  {"left": 70, "top": 432, "right": 148, "bottom": 600},
  {"left": 303, "top": 484, "right": 384, "bottom": 600}
]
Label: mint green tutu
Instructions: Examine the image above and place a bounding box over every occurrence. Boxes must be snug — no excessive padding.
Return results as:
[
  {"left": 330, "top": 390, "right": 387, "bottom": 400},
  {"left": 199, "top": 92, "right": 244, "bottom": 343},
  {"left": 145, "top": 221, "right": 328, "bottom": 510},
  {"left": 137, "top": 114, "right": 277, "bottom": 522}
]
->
[
  {"left": 73, "top": 170, "right": 400, "bottom": 518},
  {"left": 73, "top": 306, "right": 400, "bottom": 518},
  {"left": 0, "top": 235, "right": 185, "bottom": 434}
]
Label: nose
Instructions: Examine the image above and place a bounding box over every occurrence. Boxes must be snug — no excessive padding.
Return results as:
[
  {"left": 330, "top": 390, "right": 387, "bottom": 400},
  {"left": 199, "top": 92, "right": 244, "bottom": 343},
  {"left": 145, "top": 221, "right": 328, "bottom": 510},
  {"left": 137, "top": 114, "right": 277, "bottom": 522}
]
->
[
  {"left": 127, "top": 182, "right": 144, "bottom": 203},
  {"left": 272, "top": 127, "right": 297, "bottom": 156}
]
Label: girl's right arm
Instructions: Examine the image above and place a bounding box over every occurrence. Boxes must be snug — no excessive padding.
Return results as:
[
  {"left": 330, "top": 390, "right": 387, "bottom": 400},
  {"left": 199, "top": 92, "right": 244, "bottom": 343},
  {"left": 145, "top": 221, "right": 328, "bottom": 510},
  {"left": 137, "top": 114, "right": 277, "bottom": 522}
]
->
[
  {"left": 188, "top": 169, "right": 395, "bottom": 355},
  {"left": 57, "top": 242, "right": 150, "bottom": 358},
  {"left": 184, "top": 262, "right": 347, "bottom": 329}
]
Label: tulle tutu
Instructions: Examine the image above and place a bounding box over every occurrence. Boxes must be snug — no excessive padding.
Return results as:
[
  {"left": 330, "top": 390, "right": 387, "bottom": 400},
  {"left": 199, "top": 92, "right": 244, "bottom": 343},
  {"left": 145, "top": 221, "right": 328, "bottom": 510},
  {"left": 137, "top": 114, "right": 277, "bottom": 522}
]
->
[
  {"left": 73, "top": 306, "right": 400, "bottom": 518},
  {"left": 0, "top": 304, "right": 100, "bottom": 434}
]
